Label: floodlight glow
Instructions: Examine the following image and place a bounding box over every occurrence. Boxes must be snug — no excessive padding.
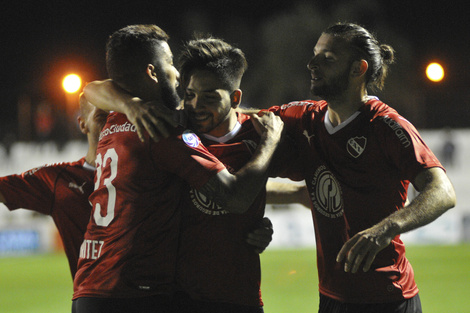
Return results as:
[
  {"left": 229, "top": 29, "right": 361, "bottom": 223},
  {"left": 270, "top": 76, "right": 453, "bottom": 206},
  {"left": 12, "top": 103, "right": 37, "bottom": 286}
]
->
[
  {"left": 62, "top": 74, "right": 82, "bottom": 93},
  {"left": 426, "top": 63, "right": 444, "bottom": 82}
]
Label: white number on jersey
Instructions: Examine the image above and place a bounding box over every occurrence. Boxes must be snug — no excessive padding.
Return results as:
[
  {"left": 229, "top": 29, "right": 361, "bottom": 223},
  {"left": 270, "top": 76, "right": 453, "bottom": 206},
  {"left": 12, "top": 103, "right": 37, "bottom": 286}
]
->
[{"left": 93, "top": 149, "right": 118, "bottom": 227}]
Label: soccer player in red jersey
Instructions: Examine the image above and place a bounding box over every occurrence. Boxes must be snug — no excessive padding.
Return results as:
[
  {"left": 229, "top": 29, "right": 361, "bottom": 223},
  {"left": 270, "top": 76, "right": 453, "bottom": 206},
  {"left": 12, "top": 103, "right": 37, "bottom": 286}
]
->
[
  {"left": 73, "top": 25, "right": 283, "bottom": 313},
  {"left": 173, "top": 36, "right": 275, "bottom": 313},
  {"left": 266, "top": 23, "right": 456, "bottom": 312},
  {"left": 0, "top": 93, "right": 107, "bottom": 278}
]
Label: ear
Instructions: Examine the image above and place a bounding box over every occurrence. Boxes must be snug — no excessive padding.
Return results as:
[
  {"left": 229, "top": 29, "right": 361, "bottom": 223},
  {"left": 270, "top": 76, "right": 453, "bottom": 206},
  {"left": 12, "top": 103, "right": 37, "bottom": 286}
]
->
[
  {"left": 146, "top": 64, "right": 159, "bottom": 83},
  {"left": 230, "top": 89, "right": 242, "bottom": 108},
  {"left": 77, "top": 115, "right": 88, "bottom": 135},
  {"left": 351, "top": 60, "right": 368, "bottom": 77}
]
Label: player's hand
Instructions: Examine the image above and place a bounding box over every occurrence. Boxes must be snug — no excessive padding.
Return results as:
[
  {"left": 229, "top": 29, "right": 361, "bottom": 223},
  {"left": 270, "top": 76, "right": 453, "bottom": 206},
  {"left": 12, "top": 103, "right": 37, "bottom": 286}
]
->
[
  {"left": 250, "top": 111, "right": 283, "bottom": 140},
  {"left": 123, "top": 99, "right": 178, "bottom": 142},
  {"left": 336, "top": 226, "right": 393, "bottom": 273},
  {"left": 246, "top": 217, "right": 274, "bottom": 254}
]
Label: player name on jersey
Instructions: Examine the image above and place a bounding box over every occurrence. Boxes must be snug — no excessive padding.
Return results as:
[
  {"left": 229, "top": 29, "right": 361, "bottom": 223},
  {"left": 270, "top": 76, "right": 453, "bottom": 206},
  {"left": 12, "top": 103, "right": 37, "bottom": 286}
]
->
[{"left": 79, "top": 239, "right": 104, "bottom": 260}]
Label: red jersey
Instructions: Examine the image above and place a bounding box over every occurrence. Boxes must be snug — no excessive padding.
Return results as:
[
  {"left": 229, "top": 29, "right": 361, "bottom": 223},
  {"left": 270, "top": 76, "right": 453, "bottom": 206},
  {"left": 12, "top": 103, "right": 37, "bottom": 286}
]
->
[
  {"left": 176, "top": 113, "right": 264, "bottom": 307},
  {"left": 270, "top": 99, "right": 443, "bottom": 303},
  {"left": 73, "top": 112, "right": 225, "bottom": 299},
  {"left": 0, "top": 157, "right": 94, "bottom": 278}
]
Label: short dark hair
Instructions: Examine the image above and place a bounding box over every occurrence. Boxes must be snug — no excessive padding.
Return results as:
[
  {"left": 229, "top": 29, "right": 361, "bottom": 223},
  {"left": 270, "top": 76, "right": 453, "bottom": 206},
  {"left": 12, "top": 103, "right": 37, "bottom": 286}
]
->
[
  {"left": 324, "top": 22, "right": 395, "bottom": 91},
  {"left": 106, "top": 24, "right": 169, "bottom": 89},
  {"left": 179, "top": 35, "right": 248, "bottom": 91}
]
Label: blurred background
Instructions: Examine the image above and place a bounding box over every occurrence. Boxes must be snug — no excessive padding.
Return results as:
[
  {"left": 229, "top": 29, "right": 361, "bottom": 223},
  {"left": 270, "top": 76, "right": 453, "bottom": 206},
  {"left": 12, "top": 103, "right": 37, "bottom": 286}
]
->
[
  {"left": 2, "top": 0, "right": 469, "bottom": 246},
  {"left": 1, "top": 0, "right": 469, "bottom": 144},
  {"left": 0, "top": 0, "right": 469, "bottom": 311}
]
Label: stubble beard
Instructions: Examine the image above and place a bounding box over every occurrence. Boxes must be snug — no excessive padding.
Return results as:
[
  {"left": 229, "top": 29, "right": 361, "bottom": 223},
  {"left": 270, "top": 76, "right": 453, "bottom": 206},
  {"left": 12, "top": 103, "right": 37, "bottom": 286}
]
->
[
  {"left": 190, "top": 104, "right": 232, "bottom": 135},
  {"left": 159, "top": 77, "right": 181, "bottom": 110},
  {"left": 310, "top": 67, "right": 351, "bottom": 101}
]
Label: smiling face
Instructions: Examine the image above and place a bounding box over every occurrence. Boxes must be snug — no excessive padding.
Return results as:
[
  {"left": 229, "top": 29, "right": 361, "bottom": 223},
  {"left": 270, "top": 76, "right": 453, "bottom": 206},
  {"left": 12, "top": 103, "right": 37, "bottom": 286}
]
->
[
  {"left": 183, "top": 69, "right": 239, "bottom": 137},
  {"left": 307, "top": 34, "right": 355, "bottom": 100}
]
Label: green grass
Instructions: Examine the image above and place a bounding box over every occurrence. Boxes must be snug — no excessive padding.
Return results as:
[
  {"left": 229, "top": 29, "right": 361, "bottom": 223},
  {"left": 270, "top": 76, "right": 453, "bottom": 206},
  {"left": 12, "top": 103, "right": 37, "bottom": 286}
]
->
[
  {"left": 1, "top": 245, "right": 469, "bottom": 312},
  {"left": 406, "top": 244, "right": 470, "bottom": 313},
  {"left": 0, "top": 253, "right": 72, "bottom": 312},
  {"left": 261, "top": 248, "right": 318, "bottom": 311},
  {"left": 261, "top": 245, "right": 470, "bottom": 313}
]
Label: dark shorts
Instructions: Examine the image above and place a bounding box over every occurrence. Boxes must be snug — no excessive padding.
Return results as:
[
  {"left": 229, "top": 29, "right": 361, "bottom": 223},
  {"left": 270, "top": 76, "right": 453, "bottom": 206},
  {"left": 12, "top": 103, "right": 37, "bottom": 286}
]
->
[
  {"left": 72, "top": 294, "right": 173, "bottom": 313},
  {"left": 172, "top": 291, "right": 264, "bottom": 313},
  {"left": 318, "top": 293, "right": 422, "bottom": 313}
]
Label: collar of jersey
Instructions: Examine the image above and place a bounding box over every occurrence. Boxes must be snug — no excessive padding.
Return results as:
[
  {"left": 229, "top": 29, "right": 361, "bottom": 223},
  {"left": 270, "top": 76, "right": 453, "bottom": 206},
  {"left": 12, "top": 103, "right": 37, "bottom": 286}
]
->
[
  {"left": 202, "top": 121, "right": 242, "bottom": 143},
  {"left": 83, "top": 161, "right": 96, "bottom": 171},
  {"left": 324, "top": 109, "right": 361, "bottom": 135}
]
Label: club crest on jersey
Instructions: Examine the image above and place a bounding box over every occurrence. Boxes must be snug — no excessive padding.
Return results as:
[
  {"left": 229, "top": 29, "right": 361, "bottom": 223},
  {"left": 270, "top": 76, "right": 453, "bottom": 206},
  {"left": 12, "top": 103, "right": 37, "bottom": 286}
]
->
[
  {"left": 309, "top": 165, "right": 343, "bottom": 218},
  {"left": 347, "top": 136, "right": 367, "bottom": 158},
  {"left": 190, "top": 188, "right": 229, "bottom": 216},
  {"left": 182, "top": 130, "right": 201, "bottom": 148}
]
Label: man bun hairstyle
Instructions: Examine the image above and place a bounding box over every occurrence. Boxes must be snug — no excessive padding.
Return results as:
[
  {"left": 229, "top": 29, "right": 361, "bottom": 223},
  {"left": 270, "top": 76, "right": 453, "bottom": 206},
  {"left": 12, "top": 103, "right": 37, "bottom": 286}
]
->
[{"left": 324, "top": 22, "right": 395, "bottom": 91}]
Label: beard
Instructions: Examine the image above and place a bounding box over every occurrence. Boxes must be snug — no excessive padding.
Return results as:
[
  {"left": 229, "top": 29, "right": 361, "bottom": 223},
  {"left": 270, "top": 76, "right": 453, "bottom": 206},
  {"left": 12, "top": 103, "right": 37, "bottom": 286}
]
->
[
  {"left": 153, "top": 64, "right": 181, "bottom": 110},
  {"left": 159, "top": 76, "right": 181, "bottom": 110},
  {"left": 310, "top": 66, "right": 351, "bottom": 100},
  {"left": 189, "top": 104, "right": 232, "bottom": 135}
]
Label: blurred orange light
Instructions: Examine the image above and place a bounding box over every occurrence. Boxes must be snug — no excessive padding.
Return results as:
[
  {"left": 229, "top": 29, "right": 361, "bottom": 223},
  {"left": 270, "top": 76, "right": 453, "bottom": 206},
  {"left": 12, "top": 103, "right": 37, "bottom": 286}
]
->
[
  {"left": 62, "top": 74, "right": 82, "bottom": 93},
  {"left": 426, "top": 63, "right": 444, "bottom": 82}
]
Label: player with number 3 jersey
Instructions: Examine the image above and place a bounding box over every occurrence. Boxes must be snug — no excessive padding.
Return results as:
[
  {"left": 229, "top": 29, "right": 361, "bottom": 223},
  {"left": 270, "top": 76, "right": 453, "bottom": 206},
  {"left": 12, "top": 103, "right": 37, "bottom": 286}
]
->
[{"left": 73, "top": 112, "right": 225, "bottom": 299}]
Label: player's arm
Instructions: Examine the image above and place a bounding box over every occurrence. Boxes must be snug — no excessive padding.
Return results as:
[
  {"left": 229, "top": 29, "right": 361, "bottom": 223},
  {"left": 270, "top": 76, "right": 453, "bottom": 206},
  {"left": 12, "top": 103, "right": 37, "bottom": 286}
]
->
[
  {"left": 266, "top": 180, "right": 310, "bottom": 208},
  {"left": 83, "top": 79, "right": 177, "bottom": 142},
  {"left": 337, "top": 167, "right": 456, "bottom": 273},
  {"left": 235, "top": 107, "right": 262, "bottom": 115},
  {"left": 0, "top": 170, "right": 56, "bottom": 214},
  {"left": 198, "top": 112, "right": 284, "bottom": 214}
]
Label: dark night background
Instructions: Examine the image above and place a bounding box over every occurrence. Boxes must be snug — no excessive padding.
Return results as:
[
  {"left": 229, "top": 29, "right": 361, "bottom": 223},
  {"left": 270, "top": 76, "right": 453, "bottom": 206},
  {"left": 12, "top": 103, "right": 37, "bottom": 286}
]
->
[{"left": 1, "top": 0, "right": 469, "bottom": 144}]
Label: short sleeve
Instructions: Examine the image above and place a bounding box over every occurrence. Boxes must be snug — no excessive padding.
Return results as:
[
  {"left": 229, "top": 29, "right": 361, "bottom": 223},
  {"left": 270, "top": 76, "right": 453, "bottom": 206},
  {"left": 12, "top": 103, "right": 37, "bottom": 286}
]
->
[
  {"left": 0, "top": 166, "right": 58, "bottom": 214},
  {"left": 375, "top": 114, "right": 443, "bottom": 181}
]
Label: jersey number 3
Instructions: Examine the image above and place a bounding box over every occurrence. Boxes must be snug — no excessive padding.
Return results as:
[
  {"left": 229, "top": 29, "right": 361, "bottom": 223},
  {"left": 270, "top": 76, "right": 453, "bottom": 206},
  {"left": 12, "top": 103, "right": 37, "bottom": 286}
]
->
[{"left": 93, "top": 148, "right": 118, "bottom": 227}]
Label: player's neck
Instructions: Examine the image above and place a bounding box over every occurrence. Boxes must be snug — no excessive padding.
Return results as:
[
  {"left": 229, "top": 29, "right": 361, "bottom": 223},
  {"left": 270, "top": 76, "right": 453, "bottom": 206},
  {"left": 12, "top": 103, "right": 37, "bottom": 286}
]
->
[
  {"left": 326, "top": 91, "right": 368, "bottom": 127},
  {"left": 85, "top": 152, "right": 96, "bottom": 167},
  {"left": 85, "top": 136, "right": 98, "bottom": 167},
  {"left": 205, "top": 110, "right": 238, "bottom": 138},
  {"left": 202, "top": 112, "right": 241, "bottom": 143}
]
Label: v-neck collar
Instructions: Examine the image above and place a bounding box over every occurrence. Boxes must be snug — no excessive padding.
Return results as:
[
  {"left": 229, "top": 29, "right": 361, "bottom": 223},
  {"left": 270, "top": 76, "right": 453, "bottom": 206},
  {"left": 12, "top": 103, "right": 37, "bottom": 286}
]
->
[
  {"left": 201, "top": 121, "right": 242, "bottom": 143},
  {"left": 324, "top": 109, "right": 361, "bottom": 135}
]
